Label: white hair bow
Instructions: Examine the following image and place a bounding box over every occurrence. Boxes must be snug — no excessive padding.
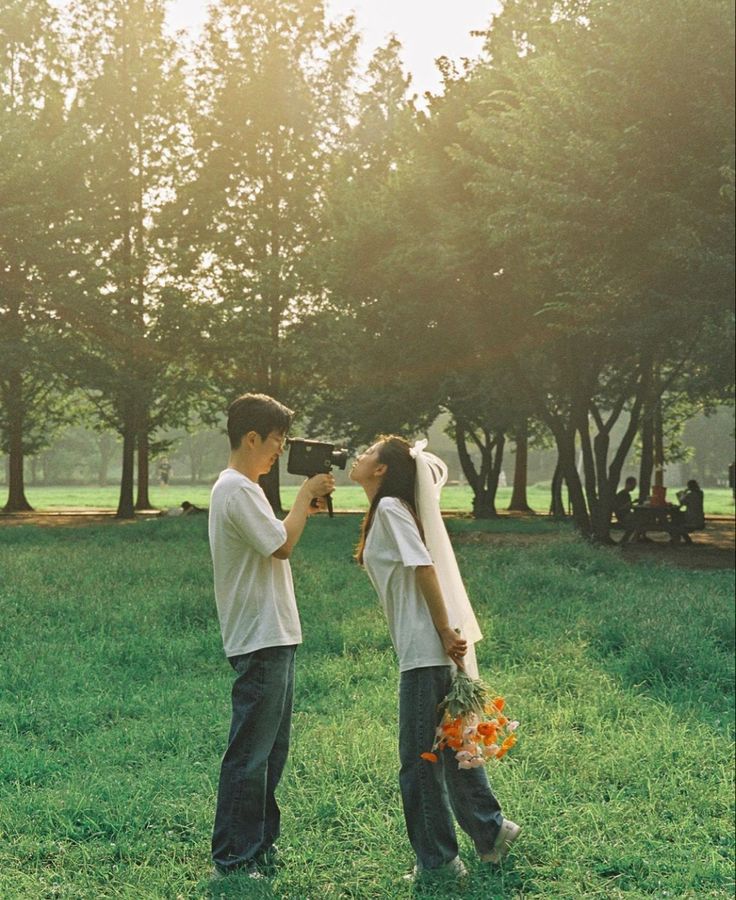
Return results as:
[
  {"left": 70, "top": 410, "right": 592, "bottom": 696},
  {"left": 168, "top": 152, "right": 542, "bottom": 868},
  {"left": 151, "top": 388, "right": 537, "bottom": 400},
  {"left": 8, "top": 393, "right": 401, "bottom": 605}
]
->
[{"left": 409, "top": 438, "right": 428, "bottom": 458}]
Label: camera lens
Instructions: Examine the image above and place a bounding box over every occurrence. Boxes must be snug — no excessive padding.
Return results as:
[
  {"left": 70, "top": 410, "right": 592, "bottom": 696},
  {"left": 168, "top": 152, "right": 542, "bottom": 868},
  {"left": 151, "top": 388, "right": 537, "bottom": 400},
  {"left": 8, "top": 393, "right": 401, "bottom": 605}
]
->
[{"left": 331, "top": 448, "right": 349, "bottom": 470}]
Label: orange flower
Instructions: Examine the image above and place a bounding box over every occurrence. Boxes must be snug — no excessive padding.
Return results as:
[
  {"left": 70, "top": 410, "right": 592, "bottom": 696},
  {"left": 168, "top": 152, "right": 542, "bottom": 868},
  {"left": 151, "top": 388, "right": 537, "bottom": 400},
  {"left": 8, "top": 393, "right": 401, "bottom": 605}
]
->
[{"left": 423, "top": 685, "right": 518, "bottom": 767}]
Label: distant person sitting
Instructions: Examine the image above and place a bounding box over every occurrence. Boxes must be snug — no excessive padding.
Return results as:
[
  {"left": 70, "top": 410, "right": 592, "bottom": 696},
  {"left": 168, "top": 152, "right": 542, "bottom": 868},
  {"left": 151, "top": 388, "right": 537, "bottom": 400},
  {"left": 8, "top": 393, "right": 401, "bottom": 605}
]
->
[
  {"left": 181, "top": 500, "right": 206, "bottom": 516},
  {"left": 165, "top": 501, "right": 205, "bottom": 518},
  {"left": 670, "top": 480, "right": 705, "bottom": 545},
  {"left": 613, "top": 477, "right": 637, "bottom": 527}
]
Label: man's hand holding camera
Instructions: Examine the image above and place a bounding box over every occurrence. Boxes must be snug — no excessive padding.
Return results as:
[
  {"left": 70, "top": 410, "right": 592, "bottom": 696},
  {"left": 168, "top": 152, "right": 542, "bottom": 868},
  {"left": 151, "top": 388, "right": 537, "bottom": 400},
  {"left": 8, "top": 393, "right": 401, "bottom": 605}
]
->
[
  {"left": 286, "top": 438, "right": 349, "bottom": 518},
  {"left": 301, "top": 473, "right": 336, "bottom": 516},
  {"left": 275, "top": 472, "right": 336, "bottom": 558}
]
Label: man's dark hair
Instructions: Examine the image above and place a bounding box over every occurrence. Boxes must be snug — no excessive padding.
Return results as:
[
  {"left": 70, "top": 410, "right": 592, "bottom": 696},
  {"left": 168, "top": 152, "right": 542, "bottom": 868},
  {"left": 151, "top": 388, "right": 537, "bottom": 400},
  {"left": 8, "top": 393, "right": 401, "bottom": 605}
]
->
[
  {"left": 227, "top": 393, "right": 293, "bottom": 450},
  {"left": 624, "top": 476, "right": 637, "bottom": 488}
]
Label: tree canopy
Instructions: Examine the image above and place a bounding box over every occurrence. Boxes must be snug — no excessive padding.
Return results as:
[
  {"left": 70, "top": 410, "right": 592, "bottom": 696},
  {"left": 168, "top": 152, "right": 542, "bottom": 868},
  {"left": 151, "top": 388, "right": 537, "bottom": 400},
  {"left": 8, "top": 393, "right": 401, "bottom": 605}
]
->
[{"left": 0, "top": 0, "right": 733, "bottom": 529}]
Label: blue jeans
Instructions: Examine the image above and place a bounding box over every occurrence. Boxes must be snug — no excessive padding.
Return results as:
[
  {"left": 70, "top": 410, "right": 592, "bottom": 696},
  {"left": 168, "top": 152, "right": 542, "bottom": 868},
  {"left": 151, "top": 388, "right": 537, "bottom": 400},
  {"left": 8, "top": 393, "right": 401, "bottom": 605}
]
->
[
  {"left": 399, "top": 665, "right": 504, "bottom": 870},
  {"left": 211, "top": 645, "right": 296, "bottom": 872}
]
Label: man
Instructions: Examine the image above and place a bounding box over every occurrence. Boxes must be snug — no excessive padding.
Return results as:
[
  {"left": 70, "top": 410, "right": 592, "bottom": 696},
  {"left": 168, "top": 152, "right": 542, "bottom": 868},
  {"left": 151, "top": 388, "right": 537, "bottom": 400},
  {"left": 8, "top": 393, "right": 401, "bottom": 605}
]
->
[
  {"left": 613, "top": 476, "right": 637, "bottom": 527},
  {"left": 208, "top": 393, "right": 334, "bottom": 878},
  {"left": 615, "top": 476, "right": 650, "bottom": 543}
]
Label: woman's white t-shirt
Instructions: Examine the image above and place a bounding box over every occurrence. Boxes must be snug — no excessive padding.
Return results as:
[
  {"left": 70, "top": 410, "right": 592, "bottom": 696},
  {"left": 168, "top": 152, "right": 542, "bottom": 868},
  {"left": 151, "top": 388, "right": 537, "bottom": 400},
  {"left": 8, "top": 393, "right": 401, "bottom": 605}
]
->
[
  {"left": 363, "top": 497, "right": 450, "bottom": 672},
  {"left": 209, "top": 468, "right": 302, "bottom": 657}
]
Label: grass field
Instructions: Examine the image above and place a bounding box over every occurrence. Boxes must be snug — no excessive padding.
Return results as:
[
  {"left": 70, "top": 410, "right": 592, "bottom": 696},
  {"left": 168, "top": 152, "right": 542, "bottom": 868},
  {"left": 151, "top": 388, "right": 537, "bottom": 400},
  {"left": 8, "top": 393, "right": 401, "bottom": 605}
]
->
[
  {"left": 9, "top": 483, "right": 736, "bottom": 517},
  {"left": 0, "top": 516, "right": 733, "bottom": 898}
]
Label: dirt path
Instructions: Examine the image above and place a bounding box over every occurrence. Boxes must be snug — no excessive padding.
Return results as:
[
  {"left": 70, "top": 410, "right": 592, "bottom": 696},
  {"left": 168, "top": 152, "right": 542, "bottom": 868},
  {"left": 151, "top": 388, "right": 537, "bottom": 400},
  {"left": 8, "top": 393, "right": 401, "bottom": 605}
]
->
[
  {"left": 614, "top": 519, "right": 735, "bottom": 570},
  {"left": 452, "top": 518, "right": 735, "bottom": 571},
  {"left": 1, "top": 508, "right": 733, "bottom": 571},
  {"left": 0, "top": 508, "right": 163, "bottom": 527}
]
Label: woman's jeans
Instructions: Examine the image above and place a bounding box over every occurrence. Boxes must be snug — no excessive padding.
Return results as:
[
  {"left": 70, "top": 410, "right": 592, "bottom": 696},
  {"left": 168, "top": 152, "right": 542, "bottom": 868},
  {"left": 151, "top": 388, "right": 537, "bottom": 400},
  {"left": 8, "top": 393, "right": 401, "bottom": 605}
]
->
[
  {"left": 211, "top": 645, "right": 296, "bottom": 873},
  {"left": 399, "top": 665, "right": 504, "bottom": 870}
]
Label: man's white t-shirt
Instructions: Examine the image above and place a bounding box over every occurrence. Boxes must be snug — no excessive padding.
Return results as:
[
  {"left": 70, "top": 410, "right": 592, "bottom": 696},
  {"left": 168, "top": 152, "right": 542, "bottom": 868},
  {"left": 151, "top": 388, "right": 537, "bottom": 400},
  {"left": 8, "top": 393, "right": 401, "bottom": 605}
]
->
[
  {"left": 363, "top": 497, "right": 449, "bottom": 672},
  {"left": 209, "top": 468, "right": 302, "bottom": 657}
]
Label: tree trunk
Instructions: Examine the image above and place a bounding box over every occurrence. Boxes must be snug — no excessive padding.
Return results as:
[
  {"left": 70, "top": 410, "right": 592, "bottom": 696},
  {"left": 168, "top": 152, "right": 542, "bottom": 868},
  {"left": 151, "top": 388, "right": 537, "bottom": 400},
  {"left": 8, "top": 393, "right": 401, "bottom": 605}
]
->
[
  {"left": 116, "top": 425, "right": 136, "bottom": 519},
  {"left": 41, "top": 452, "right": 52, "bottom": 485},
  {"left": 454, "top": 421, "right": 504, "bottom": 519},
  {"left": 578, "top": 412, "right": 598, "bottom": 517},
  {"left": 653, "top": 401, "right": 664, "bottom": 489},
  {"left": 508, "top": 420, "right": 533, "bottom": 512},
  {"left": 590, "top": 428, "right": 615, "bottom": 543},
  {"left": 549, "top": 461, "right": 566, "bottom": 517},
  {"left": 553, "top": 427, "right": 590, "bottom": 534},
  {"left": 186, "top": 433, "right": 205, "bottom": 484},
  {"left": 186, "top": 435, "right": 197, "bottom": 484},
  {"left": 3, "top": 373, "right": 33, "bottom": 512},
  {"left": 472, "top": 490, "right": 495, "bottom": 518},
  {"left": 98, "top": 433, "right": 115, "bottom": 486},
  {"left": 638, "top": 409, "right": 654, "bottom": 502},
  {"left": 135, "top": 428, "right": 153, "bottom": 510},
  {"left": 260, "top": 463, "right": 283, "bottom": 516},
  {"left": 480, "top": 431, "right": 505, "bottom": 518}
]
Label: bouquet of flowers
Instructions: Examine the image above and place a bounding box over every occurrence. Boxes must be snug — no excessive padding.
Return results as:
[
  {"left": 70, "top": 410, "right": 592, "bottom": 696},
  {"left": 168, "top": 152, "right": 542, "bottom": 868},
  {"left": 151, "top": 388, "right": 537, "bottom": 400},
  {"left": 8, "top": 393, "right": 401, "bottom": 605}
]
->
[{"left": 421, "top": 670, "right": 519, "bottom": 769}]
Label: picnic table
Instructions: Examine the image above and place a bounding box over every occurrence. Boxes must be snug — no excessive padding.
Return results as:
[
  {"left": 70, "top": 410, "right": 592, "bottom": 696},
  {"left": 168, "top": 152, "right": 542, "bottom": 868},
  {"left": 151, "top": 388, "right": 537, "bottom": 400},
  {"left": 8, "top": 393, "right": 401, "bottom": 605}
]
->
[{"left": 621, "top": 504, "right": 678, "bottom": 543}]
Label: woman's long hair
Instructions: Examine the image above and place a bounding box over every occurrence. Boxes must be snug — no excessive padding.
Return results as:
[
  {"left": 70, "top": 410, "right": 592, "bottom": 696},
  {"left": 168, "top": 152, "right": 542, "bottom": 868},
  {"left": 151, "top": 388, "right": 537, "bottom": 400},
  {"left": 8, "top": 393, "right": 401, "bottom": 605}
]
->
[{"left": 355, "top": 435, "right": 423, "bottom": 565}]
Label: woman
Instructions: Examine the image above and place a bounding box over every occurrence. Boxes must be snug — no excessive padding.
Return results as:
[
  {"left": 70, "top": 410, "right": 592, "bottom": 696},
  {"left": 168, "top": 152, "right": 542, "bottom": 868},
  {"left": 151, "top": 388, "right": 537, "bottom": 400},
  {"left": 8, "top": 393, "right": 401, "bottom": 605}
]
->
[
  {"left": 350, "top": 435, "right": 520, "bottom": 880},
  {"left": 672, "top": 479, "right": 705, "bottom": 544}
]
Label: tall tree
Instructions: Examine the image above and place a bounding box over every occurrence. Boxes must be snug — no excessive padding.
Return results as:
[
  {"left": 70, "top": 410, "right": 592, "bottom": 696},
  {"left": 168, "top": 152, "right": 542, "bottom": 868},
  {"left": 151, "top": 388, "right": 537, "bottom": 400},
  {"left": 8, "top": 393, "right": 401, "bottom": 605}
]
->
[
  {"left": 0, "top": 0, "right": 76, "bottom": 511},
  {"left": 176, "top": 0, "right": 359, "bottom": 512},
  {"left": 64, "top": 0, "right": 194, "bottom": 517},
  {"left": 459, "top": 0, "right": 735, "bottom": 538},
  {"left": 322, "top": 52, "right": 542, "bottom": 516},
  {"left": 323, "top": 0, "right": 734, "bottom": 535}
]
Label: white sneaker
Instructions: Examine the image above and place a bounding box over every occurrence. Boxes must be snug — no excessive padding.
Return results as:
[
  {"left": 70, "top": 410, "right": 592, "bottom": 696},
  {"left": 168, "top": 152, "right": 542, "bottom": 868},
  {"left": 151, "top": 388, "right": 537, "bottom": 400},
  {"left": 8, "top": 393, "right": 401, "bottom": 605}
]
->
[
  {"left": 481, "top": 819, "right": 521, "bottom": 865},
  {"left": 402, "top": 856, "right": 468, "bottom": 882},
  {"left": 210, "top": 863, "right": 265, "bottom": 881}
]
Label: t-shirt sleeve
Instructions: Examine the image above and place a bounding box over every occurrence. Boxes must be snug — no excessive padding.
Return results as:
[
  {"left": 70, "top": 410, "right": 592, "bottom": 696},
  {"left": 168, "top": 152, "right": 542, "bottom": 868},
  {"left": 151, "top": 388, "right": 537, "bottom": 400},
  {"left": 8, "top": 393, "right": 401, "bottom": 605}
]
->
[
  {"left": 226, "top": 486, "right": 287, "bottom": 557},
  {"left": 378, "top": 499, "right": 433, "bottom": 568}
]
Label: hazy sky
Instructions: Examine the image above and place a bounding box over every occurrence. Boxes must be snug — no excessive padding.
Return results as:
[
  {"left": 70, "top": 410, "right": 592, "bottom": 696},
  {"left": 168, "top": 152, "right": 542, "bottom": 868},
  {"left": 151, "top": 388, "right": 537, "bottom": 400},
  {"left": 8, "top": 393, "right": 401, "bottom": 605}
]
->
[{"left": 167, "top": 1, "right": 500, "bottom": 96}]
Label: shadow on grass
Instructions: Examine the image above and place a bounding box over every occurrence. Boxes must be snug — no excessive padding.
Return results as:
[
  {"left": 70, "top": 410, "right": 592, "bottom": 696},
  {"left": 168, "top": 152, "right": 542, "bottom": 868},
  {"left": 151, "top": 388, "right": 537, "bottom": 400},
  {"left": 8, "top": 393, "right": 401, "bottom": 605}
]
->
[
  {"left": 409, "top": 861, "right": 524, "bottom": 900},
  {"left": 202, "top": 871, "right": 278, "bottom": 898},
  {"left": 446, "top": 515, "right": 569, "bottom": 537}
]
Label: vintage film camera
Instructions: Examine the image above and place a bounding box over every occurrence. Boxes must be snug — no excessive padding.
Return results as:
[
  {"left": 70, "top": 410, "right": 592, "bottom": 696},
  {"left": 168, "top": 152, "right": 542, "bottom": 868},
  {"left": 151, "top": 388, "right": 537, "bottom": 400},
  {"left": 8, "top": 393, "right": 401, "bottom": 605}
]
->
[{"left": 286, "top": 438, "right": 349, "bottom": 517}]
